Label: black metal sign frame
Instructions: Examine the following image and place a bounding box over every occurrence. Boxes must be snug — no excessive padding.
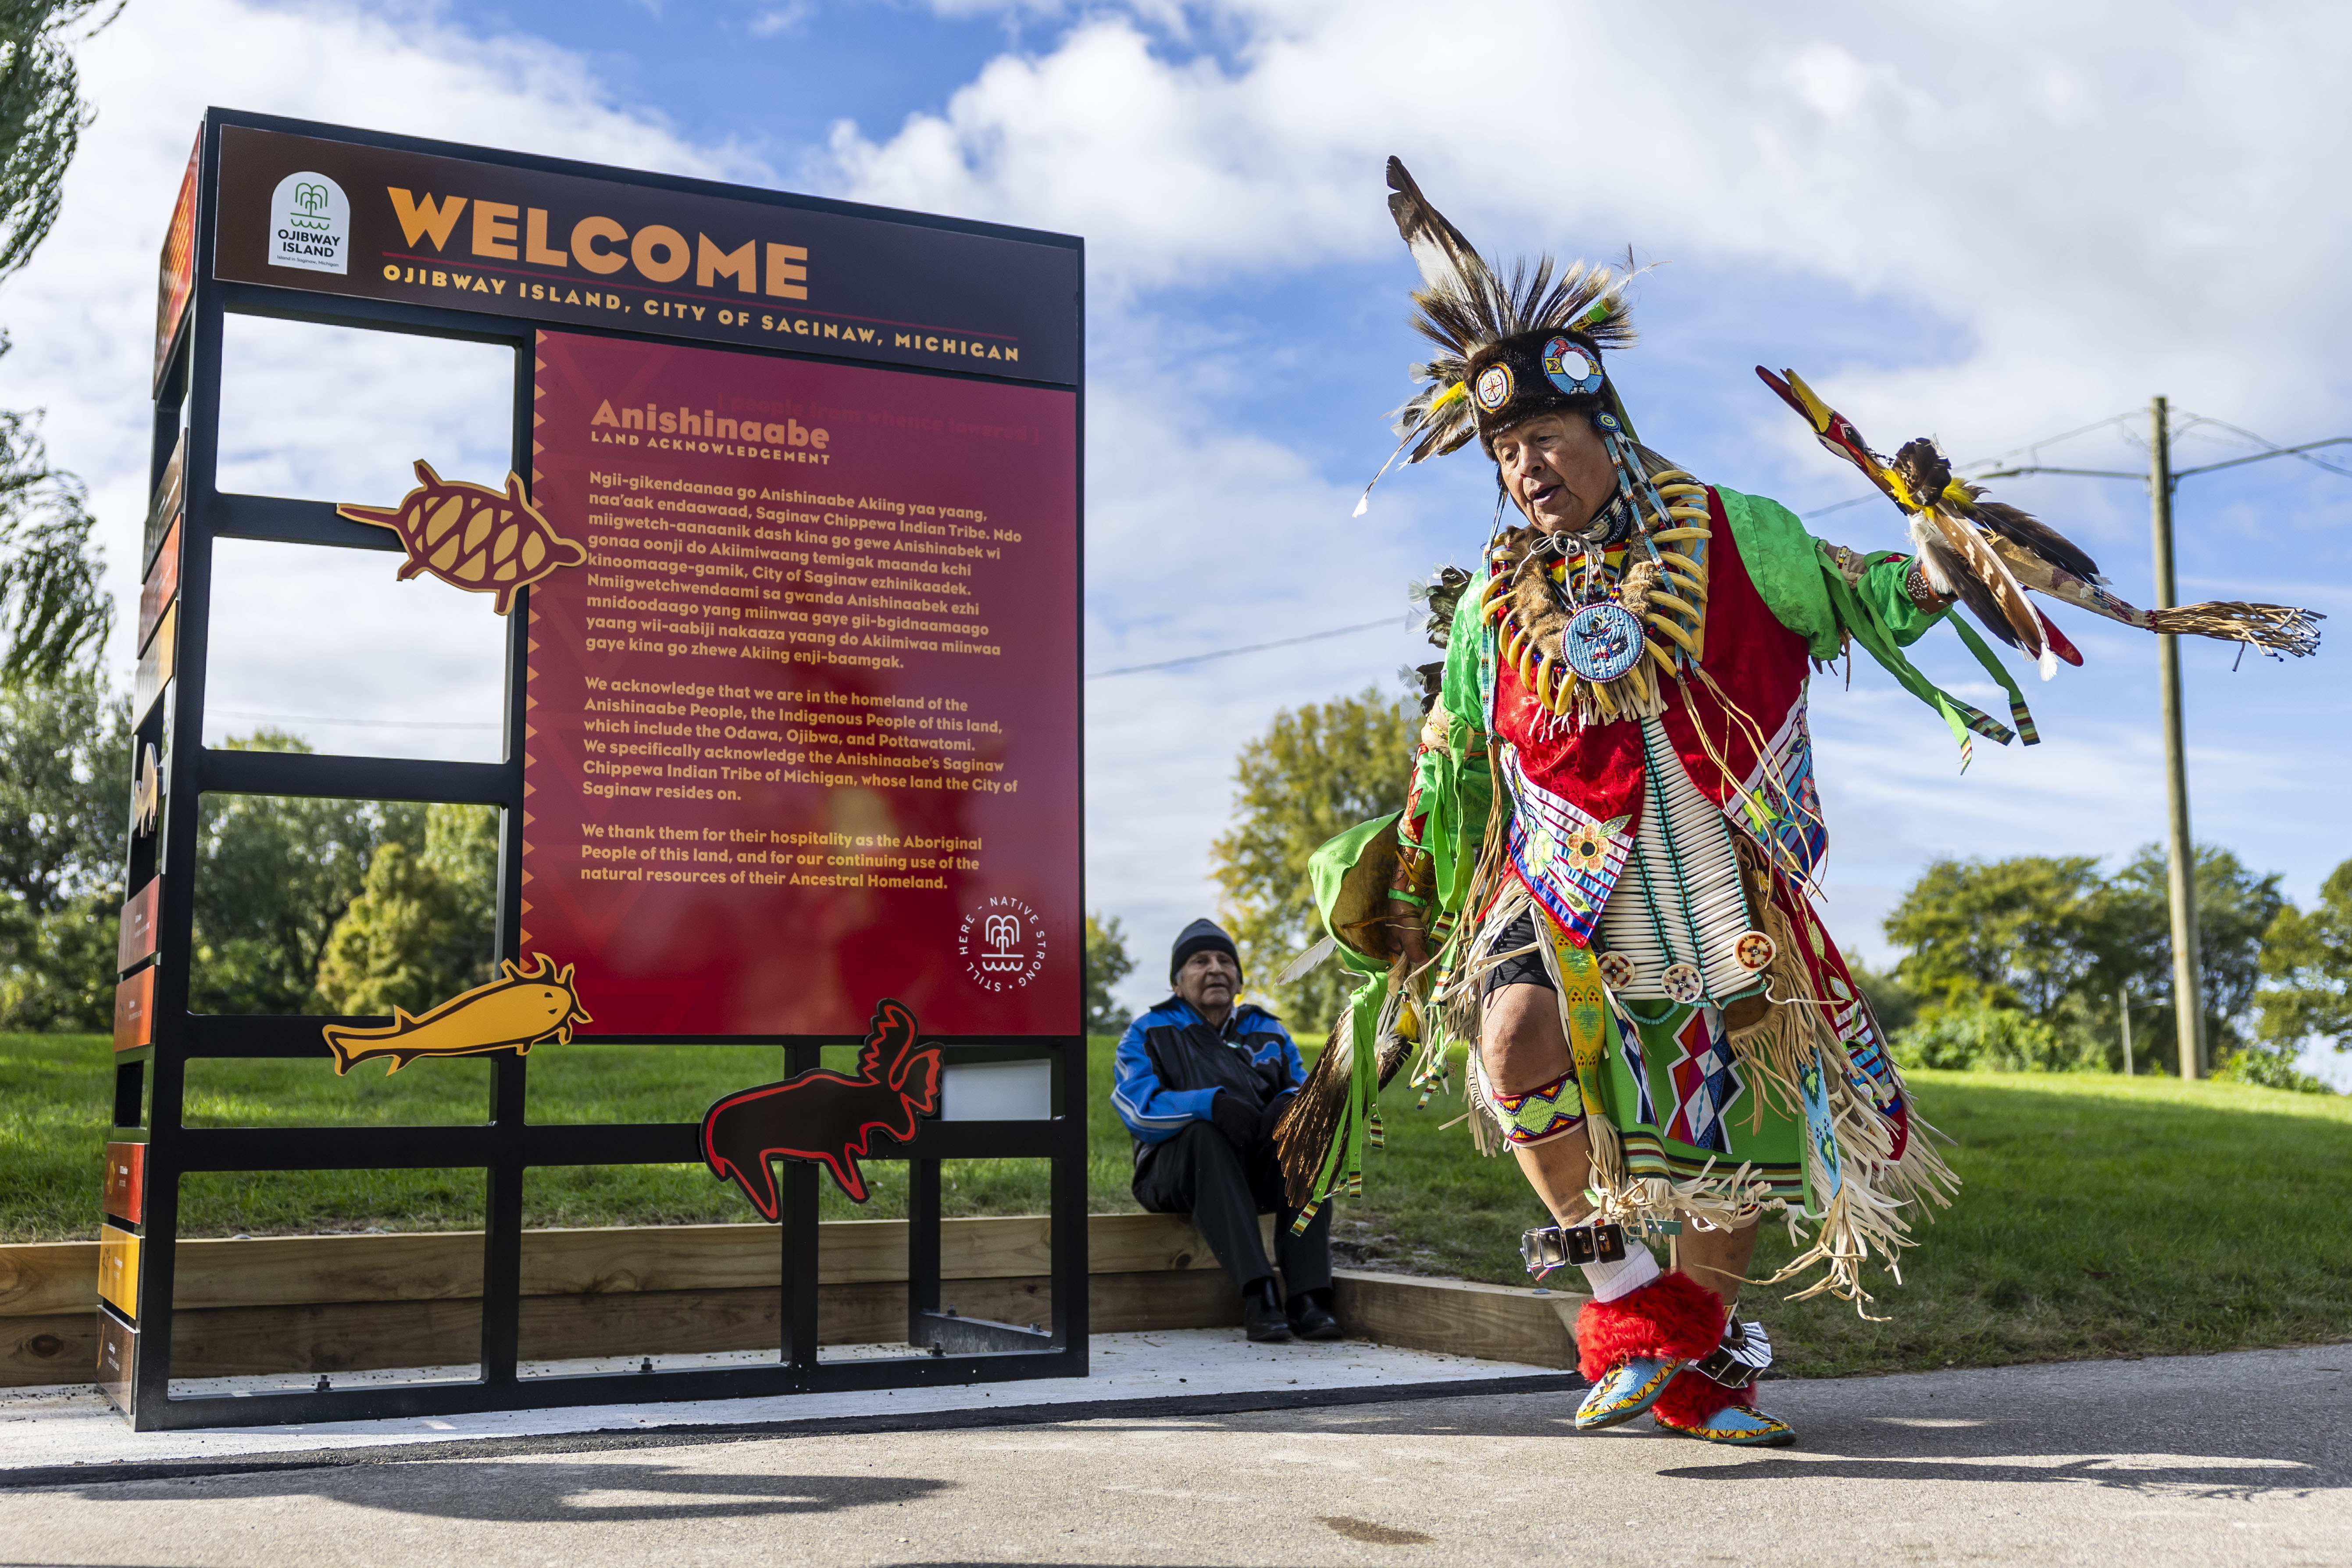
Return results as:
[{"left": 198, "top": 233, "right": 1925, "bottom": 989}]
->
[{"left": 105, "top": 108, "right": 1086, "bottom": 1432}]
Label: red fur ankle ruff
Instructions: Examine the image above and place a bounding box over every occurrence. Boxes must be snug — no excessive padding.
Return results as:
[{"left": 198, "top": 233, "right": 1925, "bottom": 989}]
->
[
  {"left": 1651, "top": 1367, "right": 1756, "bottom": 1426},
  {"left": 1574, "top": 1269, "right": 1725, "bottom": 1380}
]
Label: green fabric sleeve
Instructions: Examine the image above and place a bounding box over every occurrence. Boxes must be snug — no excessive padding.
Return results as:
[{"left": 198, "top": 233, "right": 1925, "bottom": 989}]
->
[
  {"left": 1308, "top": 811, "right": 1404, "bottom": 973},
  {"left": 1851, "top": 551, "right": 1946, "bottom": 647},
  {"left": 1438, "top": 574, "right": 1487, "bottom": 731},
  {"left": 1310, "top": 580, "right": 1495, "bottom": 964},
  {"left": 1715, "top": 486, "right": 1841, "bottom": 660},
  {"left": 1816, "top": 546, "right": 2033, "bottom": 763},
  {"left": 1416, "top": 583, "right": 1494, "bottom": 916}
]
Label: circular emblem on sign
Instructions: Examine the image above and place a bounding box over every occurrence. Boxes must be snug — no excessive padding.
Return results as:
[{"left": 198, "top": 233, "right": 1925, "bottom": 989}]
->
[
  {"left": 1660, "top": 962, "right": 1706, "bottom": 1005},
  {"left": 1540, "top": 335, "right": 1604, "bottom": 396},
  {"left": 1734, "top": 930, "right": 1777, "bottom": 972},
  {"left": 958, "top": 897, "right": 1048, "bottom": 993},
  {"left": 1597, "top": 951, "right": 1636, "bottom": 990},
  {"left": 1474, "top": 362, "right": 1516, "bottom": 412},
  {"left": 1561, "top": 600, "right": 1646, "bottom": 682}
]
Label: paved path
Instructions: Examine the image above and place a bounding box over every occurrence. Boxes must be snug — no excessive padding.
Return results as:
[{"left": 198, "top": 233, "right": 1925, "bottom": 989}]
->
[{"left": 2, "top": 1343, "right": 2345, "bottom": 1567}]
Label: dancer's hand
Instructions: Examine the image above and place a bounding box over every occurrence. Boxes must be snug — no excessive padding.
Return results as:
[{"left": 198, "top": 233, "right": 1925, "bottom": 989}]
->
[{"left": 1382, "top": 910, "right": 1429, "bottom": 972}]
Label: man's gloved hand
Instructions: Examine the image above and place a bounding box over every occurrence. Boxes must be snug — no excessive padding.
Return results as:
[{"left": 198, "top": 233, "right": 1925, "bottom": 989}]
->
[
  {"left": 1257, "top": 1088, "right": 1298, "bottom": 1143},
  {"left": 1209, "top": 1089, "right": 1257, "bottom": 1152}
]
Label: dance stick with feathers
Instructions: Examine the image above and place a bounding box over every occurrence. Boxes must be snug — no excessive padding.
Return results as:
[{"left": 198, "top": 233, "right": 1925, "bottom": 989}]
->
[{"left": 1757, "top": 367, "right": 2322, "bottom": 660}]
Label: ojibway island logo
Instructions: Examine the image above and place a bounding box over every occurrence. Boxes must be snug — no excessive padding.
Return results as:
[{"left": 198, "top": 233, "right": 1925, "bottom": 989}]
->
[
  {"left": 959, "top": 896, "right": 1046, "bottom": 992},
  {"left": 268, "top": 171, "right": 348, "bottom": 275}
]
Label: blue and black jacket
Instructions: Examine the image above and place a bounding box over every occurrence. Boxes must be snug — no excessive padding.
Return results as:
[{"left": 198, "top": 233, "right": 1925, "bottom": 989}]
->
[{"left": 1112, "top": 997, "right": 1304, "bottom": 1167}]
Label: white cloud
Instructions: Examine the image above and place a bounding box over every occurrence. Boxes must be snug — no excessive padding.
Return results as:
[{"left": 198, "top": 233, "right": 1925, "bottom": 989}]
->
[
  {"left": 827, "top": 2, "right": 2352, "bottom": 440},
  {"left": 749, "top": 1, "right": 815, "bottom": 37}
]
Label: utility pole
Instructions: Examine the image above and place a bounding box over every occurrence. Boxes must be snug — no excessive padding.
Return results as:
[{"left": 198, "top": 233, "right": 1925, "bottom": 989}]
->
[
  {"left": 1979, "top": 408, "right": 2347, "bottom": 1082},
  {"left": 2119, "top": 986, "right": 2134, "bottom": 1078},
  {"left": 2148, "top": 397, "right": 2206, "bottom": 1079}
]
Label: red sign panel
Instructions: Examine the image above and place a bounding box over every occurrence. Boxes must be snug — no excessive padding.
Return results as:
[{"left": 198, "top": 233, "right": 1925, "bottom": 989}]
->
[
  {"left": 153, "top": 136, "right": 199, "bottom": 392},
  {"left": 521, "top": 331, "right": 1079, "bottom": 1036},
  {"left": 113, "top": 967, "right": 155, "bottom": 1054},
  {"left": 138, "top": 523, "right": 179, "bottom": 656},
  {"left": 117, "top": 879, "right": 161, "bottom": 974},
  {"left": 103, "top": 1142, "right": 146, "bottom": 1224}
]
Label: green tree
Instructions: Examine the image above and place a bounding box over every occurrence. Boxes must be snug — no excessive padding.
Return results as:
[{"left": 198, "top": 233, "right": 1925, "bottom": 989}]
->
[
  {"left": 314, "top": 804, "right": 500, "bottom": 1016},
  {"left": 1883, "top": 845, "right": 2288, "bottom": 1076},
  {"left": 189, "top": 733, "right": 422, "bottom": 1015},
  {"left": 2249, "top": 856, "right": 2352, "bottom": 1086},
  {"left": 1210, "top": 686, "right": 1415, "bottom": 1034},
  {"left": 0, "top": 661, "right": 128, "bottom": 1028},
  {"left": 1082, "top": 911, "right": 1134, "bottom": 1036},
  {"left": 2102, "top": 845, "right": 2285, "bottom": 1069},
  {"left": 1891, "top": 1004, "right": 2068, "bottom": 1072},
  {"left": 1883, "top": 854, "right": 2109, "bottom": 1017},
  {"left": 0, "top": 3, "right": 128, "bottom": 681}
]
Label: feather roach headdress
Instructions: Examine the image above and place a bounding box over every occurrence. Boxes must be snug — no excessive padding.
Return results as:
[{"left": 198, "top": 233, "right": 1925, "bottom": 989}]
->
[{"left": 1356, "top": 158, "right": 1645, "bottom": 514}]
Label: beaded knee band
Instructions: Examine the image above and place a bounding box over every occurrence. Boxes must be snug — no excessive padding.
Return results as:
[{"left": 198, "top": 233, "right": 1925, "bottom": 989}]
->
[{"left": 1478, "top": 1059, "right": 1585, "bottom": 1147}]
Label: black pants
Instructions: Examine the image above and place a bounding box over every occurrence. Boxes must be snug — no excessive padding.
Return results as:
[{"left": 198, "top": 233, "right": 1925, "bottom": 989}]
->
[{"left": 1132, "top": 1122, "right": 1332, "bottom": 1297}]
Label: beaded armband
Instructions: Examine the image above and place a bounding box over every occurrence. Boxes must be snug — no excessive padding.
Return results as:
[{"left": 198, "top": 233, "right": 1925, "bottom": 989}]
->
[{"left": 1902, "top": 558, "right": 1945, "bottom": 612}]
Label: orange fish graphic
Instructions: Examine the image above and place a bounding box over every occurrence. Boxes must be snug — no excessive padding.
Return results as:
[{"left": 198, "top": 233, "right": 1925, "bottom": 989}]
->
[
  {"left": 321, "top": 954, "right": 592, "bottom": 1075},
  {"left": 337, "top": 460, "right": 588, "bottom": 613}
]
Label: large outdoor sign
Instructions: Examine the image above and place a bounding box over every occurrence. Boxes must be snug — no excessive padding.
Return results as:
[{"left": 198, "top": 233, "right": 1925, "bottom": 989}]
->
[
  {"left": 211, "top": 125, "right": 1080, "bottom": 384},
  {"left": 523, "top": 329, "right": 1080, "bottom": 1035},
  {"left": 105, "top": 109, "right": 1086, "bottom": 1432}
]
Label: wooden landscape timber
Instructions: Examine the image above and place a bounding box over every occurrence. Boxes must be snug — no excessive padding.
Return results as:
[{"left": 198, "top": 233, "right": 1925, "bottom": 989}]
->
[{"left": 0, "top": 1213, "right": 1585, "bottom": 1388}]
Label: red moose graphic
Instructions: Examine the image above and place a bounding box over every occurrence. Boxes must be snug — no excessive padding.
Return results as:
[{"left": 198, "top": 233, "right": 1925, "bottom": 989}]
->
[{"left": 701, "top": 997, "right": 943, "bottom": 1213}]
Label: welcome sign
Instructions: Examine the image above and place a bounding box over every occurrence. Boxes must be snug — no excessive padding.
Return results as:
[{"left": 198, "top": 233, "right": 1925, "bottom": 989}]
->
[
  {"left": 110, "top": 109, "right": 1089, "bottom": 1431},
  {"left": 212, "top": 125, "right": 1081, "bottom": 384}
]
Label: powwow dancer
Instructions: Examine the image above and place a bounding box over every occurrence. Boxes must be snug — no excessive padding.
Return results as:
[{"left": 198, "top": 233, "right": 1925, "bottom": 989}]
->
[{"left": 1276, "top": 160, "right": 2322, "bottom": 1447}]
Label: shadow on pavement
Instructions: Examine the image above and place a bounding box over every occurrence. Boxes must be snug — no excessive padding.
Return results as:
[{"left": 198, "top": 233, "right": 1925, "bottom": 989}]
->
[{"left": 45, "top": 1462, "right": 951, "bottom": 1525}]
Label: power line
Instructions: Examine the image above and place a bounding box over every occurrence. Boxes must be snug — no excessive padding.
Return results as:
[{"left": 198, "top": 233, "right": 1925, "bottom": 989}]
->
[
  {"left": 2171, "top": 414, "right": 2352, "bottom": 482},
  {"left": 1086, "top": 616, "right": 1407, "bottom": 679}
]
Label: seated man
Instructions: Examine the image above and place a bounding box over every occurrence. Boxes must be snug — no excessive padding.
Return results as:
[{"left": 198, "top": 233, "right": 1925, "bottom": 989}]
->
[{"left": 1113, "top": 918, "right": 1341, "bottom": 1343}]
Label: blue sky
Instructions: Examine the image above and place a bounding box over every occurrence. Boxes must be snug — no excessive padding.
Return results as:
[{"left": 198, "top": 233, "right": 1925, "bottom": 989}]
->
[{"left": 10, "top": 0, "right": 2349, "bottom": 1080}]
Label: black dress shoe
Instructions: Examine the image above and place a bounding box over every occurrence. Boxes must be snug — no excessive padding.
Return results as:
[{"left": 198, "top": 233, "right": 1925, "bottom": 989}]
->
[
  {"left": 1289, "top": 1296, "right": 1343, "bottom": 1341},
  {"left": 1242, "top": 1287, "right": 1293, "bottom": 1343}
]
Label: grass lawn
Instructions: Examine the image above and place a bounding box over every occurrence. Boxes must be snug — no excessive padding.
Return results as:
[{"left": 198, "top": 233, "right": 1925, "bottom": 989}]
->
[
  {"left": 1336, "top": 1054, "right": 2352, "bottom": 1377},
  {"left": 6, "top": 1032, "right": 2348, "bottom": 1377}
]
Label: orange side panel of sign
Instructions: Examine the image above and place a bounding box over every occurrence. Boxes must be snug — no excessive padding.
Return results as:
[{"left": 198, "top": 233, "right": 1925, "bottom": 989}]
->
[
  {"left": 519, "top": 330, "right": 1081, "bottom": 1037},
  {"left": 132, "top": 603, "right": 177, "bottom": 728},
  {"left": 103, "top": 1143, "right": 146, "bottom": 1225},
  {"left": 96, "top": 1228, "right": 141, "bottom": 1321},
  {"left": 113, "top": 967, "right": 155, "bottom": 1052},
  {"left": 117, "top": 879, "right": 160, "bottom": 973},
  {"left": 138, "top": 521, "right": 180, "bottom": 655},
  {"left": 145, "top": 431, "right": 185, "bottom": 579},
  {"left": 153, "top": 135, "right": 199, "bottom": 393}
]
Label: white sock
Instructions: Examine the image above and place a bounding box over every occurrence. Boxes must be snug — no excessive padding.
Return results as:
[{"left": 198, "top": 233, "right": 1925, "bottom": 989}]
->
[{"left": 1578, "top": 1244, "right": 1660, "bottom": 1303}]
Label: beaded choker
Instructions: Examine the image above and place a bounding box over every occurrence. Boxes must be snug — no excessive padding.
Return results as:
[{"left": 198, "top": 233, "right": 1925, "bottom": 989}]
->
[{"left": 1478, "top": 439, "right": 1714, "bottom": 725}]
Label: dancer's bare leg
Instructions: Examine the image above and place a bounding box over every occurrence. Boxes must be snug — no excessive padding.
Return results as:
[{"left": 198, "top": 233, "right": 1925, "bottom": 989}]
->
[
  {"left": 1479, "top": 982, "right": 1597, "bottom": 1226},
  {"left": 1675, "top": 1218, "right": 1758, "bottom": 1313},
  {"left": 1486, "top": 979, "right": 1753, "bottom": 1312}
]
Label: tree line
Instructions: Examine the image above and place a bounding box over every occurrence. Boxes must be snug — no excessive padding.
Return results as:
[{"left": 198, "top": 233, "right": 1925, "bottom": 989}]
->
[
  {"left": 0, "top": 698, "right": 501, "bottom": 1026},
  {"left": 1203, "top": 686, "right": 2351, "bottom": 1092}
]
